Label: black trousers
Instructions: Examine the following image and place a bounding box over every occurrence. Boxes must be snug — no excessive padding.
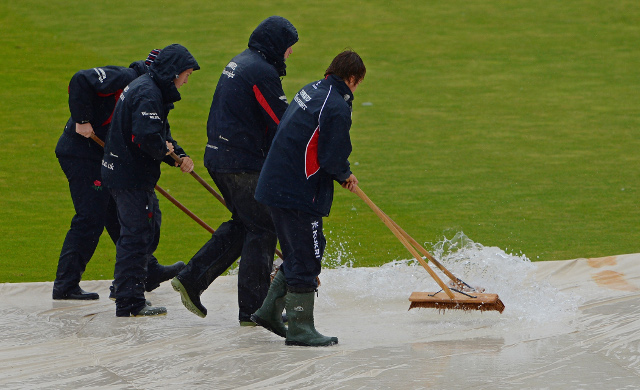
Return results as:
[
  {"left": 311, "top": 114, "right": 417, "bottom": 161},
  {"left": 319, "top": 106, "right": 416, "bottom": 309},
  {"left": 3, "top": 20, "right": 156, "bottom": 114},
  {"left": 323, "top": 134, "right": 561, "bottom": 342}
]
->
[
  {"left": 178, "top": 171, "right": 277, "bottom": 321},
  {"left": 270, "top": 207, "right": 324, "bottom": 289},
  {"left": 110, "top": 188, "right": 161, "bottom": 316},
  {"left": 54, "top": 157, "right": 120, "bottom": 295}
]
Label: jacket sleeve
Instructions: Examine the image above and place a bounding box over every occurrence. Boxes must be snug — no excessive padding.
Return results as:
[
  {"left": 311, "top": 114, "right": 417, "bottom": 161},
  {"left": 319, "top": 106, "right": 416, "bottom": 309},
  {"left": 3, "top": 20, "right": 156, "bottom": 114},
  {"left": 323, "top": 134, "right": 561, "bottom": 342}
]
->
[
  {"left": 130, "top": 95, "right": 170, "bottom": 161},
  {"left": 317, "top": 103, "right": 353, "bottom": 182},
  {"left": 252, "top": 75, "right": 289, "bottom": 146},
  {"left": 68, "top": 66, "right": 137, "bottom": 124}
]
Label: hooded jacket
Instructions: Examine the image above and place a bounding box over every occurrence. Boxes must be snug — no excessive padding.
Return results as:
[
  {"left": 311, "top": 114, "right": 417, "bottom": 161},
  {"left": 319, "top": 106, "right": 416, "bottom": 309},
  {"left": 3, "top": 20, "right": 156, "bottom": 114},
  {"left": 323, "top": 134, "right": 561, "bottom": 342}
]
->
[
  {"left": 203, "top": 16, "right": 298, "bottom": 173},
  {"left": 55, "top": 60, "right": 148, "bottom": 161},
  {"left": 255, "top": 75, "right": 354, "bottom": 217},
  {"left": 101, "top": 44, "right": 199, "bottom": 190}
]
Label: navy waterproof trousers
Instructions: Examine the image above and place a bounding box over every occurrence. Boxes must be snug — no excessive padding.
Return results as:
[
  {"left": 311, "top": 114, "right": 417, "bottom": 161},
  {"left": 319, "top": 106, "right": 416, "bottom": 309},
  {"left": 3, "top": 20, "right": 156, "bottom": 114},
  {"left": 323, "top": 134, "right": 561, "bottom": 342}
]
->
[
  {"left": 110, "top": 188, "right": 161, "bottom": 316},
  {"left": 54, "top": 157, "right": 120, "bottom": 296},
  {"left": 177, "top": 171, "right": 276, "bottom": 322},
  {"left": 270, "top": 206, "right": 324, "bottom": 289}
]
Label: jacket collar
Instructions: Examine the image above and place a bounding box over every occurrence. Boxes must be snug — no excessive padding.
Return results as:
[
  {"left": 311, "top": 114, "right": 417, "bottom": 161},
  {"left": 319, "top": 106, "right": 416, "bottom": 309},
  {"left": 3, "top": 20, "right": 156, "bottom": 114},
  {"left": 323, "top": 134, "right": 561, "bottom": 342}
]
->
[{"left": 326, "top": 75, "right": 354, "bottom": 106}]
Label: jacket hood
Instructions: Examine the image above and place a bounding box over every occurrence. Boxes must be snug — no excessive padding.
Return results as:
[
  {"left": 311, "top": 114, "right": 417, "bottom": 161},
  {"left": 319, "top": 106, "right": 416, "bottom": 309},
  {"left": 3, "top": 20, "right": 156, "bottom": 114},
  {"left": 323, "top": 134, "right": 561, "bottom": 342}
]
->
[
  {"left": 128, "top": 60, "right": 148, "bottom": 76},
  {"left": 149, "top": 44, "right": 200, "bottom": 102},
  {"left": 248, "top": 16, "right": 298, "bottom": 76}
]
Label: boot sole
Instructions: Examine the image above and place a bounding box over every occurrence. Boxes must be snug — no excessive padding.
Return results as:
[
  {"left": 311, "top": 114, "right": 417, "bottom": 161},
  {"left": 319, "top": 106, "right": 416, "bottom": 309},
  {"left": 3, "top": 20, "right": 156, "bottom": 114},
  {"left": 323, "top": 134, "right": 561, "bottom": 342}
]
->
[
  {"left": 250, "top": 314, "right": 286, "bottom": 338},
  {"left": 52, "top": 294, "right": 99, "bottom": 300},
  {"left": 285, "top": 339, "right": 338, "bottom": 347},
  {"left": 171, "top": 278, "right": 206, "bottom": 318},
  {"left": 132, "top": 311, "right": 167, "bottom": 317}
]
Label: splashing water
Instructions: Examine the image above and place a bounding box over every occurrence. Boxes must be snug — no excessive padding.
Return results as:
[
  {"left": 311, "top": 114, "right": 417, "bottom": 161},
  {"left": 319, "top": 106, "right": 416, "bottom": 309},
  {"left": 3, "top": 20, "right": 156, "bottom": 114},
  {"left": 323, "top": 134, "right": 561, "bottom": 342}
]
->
[
  {"left": 431, "top": 232, "right": 578, "bottom": 321},
  {"left": 323, "top": 229, "right": 356, "bottom": 269},
  {"left": 319, "top": 232, "right": 578, "bottom": 323}
]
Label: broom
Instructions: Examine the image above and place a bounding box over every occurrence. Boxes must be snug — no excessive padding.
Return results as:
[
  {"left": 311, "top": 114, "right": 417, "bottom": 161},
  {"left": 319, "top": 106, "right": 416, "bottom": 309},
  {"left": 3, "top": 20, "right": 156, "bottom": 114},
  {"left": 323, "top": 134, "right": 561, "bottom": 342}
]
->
[
  {"left": 354, "top": 187, "right": 505, "bottom": 313},
  {"left": 89, "top": 134, "right": 287, "bottom": 261}
]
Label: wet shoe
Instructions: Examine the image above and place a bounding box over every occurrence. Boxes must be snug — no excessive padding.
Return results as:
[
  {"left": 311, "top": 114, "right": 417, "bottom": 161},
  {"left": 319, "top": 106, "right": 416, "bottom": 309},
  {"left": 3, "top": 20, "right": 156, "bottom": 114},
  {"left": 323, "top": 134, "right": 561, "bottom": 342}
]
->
[
  {"left": 171, "top": 276, "right": 207, "bottom": 318},
  {"left": 52, "top": 287, "right": 99, "bottom": 300},
  {"left": 132, "top": 305, "right": 167, "bottom": 317},
  {"left": 146, "top": 261, "right": 186, "bottom": 292},
  {"left": 109, "top": 285, "right": 151, "bottom": 306}
]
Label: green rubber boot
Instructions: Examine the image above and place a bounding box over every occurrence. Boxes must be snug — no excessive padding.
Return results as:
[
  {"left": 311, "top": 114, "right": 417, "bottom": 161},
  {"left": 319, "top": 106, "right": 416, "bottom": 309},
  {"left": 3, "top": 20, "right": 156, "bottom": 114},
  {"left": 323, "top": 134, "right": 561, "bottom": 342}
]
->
[
  {"left": 250, "top": 270, "right": 287, "bottom": 337},
  {"left": 285, "top": 289, "right": 338, "bottom": 347}
]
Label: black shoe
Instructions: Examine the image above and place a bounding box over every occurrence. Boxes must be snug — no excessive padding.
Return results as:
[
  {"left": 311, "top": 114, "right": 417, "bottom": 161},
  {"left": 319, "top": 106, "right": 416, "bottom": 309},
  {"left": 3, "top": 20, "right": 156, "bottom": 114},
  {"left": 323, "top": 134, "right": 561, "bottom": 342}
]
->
[
  {"left": 145, "top": 261, "right": 186, "bottom": 292},
  {"left": 171, "top": 276, "right": 207, "bottom": 318},
  {"left": 132, "top": 305, "right": 167, "bottom": 317},
  {"left": 109, "top": 285, "right": 152, "bottom": 306},
  {"left": 116, "top": 305, "right": 167, "bottom": 317},
  {"left": 52, "top": 287, "right": 99, "bottom": 300}
]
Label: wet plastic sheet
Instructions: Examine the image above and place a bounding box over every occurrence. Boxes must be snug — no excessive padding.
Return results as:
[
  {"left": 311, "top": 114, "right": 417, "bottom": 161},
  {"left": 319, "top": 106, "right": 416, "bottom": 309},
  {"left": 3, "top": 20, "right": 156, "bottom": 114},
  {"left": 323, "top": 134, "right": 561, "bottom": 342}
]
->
[{"left": 1, "top": 253, "right": 639, "bottom": 389}]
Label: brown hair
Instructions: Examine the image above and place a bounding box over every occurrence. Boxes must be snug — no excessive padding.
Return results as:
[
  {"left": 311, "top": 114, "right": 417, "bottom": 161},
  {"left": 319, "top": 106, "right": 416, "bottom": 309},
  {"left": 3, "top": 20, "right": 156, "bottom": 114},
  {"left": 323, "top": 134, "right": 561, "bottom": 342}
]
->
[{"left": 324, "top": 50, "right": 366, "bottom": 85}]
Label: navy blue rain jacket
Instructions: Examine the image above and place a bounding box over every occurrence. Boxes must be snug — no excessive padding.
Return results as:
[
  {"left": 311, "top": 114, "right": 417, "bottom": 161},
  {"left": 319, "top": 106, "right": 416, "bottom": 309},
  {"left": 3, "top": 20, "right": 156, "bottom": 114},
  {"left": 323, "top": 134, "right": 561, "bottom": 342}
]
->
[
  {"left": 101, "top": 44, "right": 199, "bottom": 190},
  {"left": 255, "top": 75, "right": 354, "bottom": 217},
  {"left": 55, "top": 61, "right": 148, "bottom": 160},
  {"left": 204, "top": 16, "right": 298, "bottom": 173}
]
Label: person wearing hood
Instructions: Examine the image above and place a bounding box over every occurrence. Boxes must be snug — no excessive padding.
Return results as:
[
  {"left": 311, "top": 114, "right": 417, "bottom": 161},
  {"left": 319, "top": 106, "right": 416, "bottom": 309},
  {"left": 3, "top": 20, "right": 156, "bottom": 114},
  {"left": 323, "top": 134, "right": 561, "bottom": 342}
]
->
[
  {"left": 251, "top": 50, "right": 365, "bottom": 346},
  {"left": 53, "top": 49, "right": 185, "bottom": 301},
  {"left": 172, "top": 16, "right": 298, "bottom": 325},
  {"left": 101, "top": 44, "right": 199, "bottom": 317}
]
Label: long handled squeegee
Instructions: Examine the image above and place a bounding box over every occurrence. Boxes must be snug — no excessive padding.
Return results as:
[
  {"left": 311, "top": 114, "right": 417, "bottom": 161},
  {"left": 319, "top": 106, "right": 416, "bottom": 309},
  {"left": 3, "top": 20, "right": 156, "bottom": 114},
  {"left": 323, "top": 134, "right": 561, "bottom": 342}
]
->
[{"left": 355, "top": 187, "right": 504, "bottom": 313}]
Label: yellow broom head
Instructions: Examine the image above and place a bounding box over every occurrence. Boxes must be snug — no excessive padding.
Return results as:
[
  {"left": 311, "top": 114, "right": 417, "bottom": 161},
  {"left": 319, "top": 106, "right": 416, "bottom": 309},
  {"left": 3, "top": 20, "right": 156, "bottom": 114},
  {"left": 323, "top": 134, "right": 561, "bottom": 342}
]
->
[{"left": 408, "top": 291, "right": 505, "bottom": 313}]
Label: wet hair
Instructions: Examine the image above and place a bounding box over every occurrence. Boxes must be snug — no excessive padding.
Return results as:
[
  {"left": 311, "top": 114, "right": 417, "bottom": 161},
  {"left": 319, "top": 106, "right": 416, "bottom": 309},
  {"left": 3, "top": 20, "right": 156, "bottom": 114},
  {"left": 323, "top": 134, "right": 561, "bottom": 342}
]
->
[{"left": 324, "top": 49, "right": 366, "bottom": 85}]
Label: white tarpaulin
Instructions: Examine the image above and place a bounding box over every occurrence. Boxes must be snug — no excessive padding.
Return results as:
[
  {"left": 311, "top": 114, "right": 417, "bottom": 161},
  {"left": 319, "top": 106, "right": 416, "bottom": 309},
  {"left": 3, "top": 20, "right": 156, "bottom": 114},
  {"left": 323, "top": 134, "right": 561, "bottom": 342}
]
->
[{"left": 1, "top": 242, "right": 639, "bottom": 389}]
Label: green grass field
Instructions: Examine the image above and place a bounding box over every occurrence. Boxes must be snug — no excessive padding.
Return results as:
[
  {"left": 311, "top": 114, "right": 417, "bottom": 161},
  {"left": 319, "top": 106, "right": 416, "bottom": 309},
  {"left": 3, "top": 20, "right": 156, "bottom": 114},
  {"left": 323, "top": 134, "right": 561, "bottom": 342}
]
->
[{"left": 1, "top": 0, "right": 639, "bottom": 283}]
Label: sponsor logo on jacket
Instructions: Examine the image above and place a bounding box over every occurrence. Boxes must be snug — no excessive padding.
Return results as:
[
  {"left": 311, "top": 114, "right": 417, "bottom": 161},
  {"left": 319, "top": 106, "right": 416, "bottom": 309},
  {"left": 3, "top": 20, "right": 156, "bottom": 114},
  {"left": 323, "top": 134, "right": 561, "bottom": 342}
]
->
[
  {"left": 222, "top": 62, "right": 237, "bottom": 79},
  {"left": 141, "top": 111, "right": 161, "bottom": 120},
  {"left": 120, "top": 86, "right": 129, "bottom": 101},
  {"left": 102, "top": 159, "right": 114, "bottom": 171},
  {"left": 93, "top": 68, "right": 107, "bottom": 83},
  {"left": 294, "top": 88, "right": 312, "bottom": 111}
]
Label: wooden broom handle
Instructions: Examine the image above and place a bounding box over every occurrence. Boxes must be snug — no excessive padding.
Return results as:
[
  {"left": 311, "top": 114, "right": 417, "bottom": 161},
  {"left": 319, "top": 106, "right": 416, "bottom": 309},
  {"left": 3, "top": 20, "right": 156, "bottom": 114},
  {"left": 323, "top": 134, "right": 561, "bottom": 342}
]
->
[
  {"left": 354, "top": 187, "right": 455, "bottom": 299},
  {"left": 383, "top": 213, "right": 464, "bottom": 288},
  {"left": 90, "top": 134, "right": 105, "bottom": 147},
  {"left": 169, "top": 151, "right": 284, "bottom": 259},
  {"left": 169, "top": 152, "right": 227, "bottom": 208},
  {"left": 154, "top": 186, "right": 216, "bottom": 234},
  {"left": 168, "top": 152, "right": 285, "bottom": 259}
]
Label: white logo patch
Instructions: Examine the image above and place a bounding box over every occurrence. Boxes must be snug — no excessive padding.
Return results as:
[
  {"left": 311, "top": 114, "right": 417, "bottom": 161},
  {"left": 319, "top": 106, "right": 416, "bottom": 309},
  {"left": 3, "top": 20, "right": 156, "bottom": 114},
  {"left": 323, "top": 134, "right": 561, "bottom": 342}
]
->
[
  {"left": 101, "top": 159, "right": 114, "bottom": 170},
  {"left": 93, "top": 68, "right": 107, "bottom": 83},
  {"left": 141, "top": 111, "right": 161, "bottom": 120}
]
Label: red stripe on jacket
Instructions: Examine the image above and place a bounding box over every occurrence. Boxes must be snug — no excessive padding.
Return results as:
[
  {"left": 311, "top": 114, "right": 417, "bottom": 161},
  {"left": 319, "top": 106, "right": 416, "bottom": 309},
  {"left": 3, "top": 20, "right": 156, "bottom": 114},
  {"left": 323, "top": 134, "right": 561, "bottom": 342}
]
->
[
  {"left": 305, "top": 126, "right": 320, "bottom": 178},
  {"left": 253, "top": 85, "right": 280, "bottom": 129},
  {"left": 96, "top": 90, "right": 123, "bottom": 126}
]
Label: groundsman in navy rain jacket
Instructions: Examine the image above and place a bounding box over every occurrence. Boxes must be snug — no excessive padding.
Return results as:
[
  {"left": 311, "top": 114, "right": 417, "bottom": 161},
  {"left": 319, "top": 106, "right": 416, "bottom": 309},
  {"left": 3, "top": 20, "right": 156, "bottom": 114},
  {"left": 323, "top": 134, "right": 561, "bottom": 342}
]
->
[
  {"left": 204, "top": 16, "right": 299, "bottom": 173},
  {"left": 52, "top": 52, "right": 158, "bottom": 301},
  {"left": 255, "top": 74, "right": 355, "bottom": 217},
  {"left": 102, "top": 44, "right": 199, "bottom": 190}
]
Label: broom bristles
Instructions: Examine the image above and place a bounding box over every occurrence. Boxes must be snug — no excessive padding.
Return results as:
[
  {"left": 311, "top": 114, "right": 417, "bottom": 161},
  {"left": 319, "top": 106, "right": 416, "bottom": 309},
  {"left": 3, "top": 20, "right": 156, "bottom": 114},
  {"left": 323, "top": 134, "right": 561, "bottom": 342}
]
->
[{"left": 408, "top": 292, "right": 505, "bottom": 313}]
